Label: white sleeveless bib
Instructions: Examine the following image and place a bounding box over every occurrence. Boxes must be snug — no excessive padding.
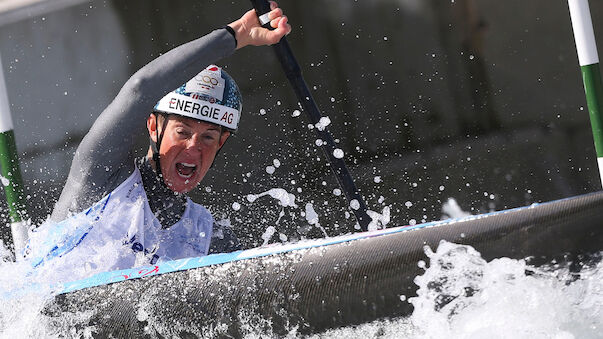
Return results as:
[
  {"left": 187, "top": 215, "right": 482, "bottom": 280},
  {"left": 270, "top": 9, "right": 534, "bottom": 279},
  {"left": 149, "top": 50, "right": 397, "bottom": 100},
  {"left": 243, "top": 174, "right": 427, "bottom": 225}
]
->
[{"left": 26, "top": 166, "right": 214, "bottom": 274}]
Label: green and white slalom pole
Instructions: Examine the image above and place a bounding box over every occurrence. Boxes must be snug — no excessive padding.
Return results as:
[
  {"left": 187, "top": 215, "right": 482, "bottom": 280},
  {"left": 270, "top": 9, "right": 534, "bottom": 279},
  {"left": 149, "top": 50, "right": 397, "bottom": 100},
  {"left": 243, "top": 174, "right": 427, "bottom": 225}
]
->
[
  {"left": 0, "top": 54, "right": 28, "bottom": 257},
  {"left": 568, "top": 0, "right": 603, "bottom": 187}
]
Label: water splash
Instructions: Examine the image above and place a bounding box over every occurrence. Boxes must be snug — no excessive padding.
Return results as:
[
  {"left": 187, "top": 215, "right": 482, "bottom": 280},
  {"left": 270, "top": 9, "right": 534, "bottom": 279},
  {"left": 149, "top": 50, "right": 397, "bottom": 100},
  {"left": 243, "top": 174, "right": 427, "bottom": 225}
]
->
[
  {"left": 312, "top": 241, "right": 603, "bottom": 339},
  {"left": 246, "top": 188, "right": 297, "bottom": 208},
  {"left": 441, "top": 198, "right": 471, "bottom": 219},
  {"left": 409, "top": 241, "right": 602, "bottom": 339},
  {"left": 0, "top": 238, "right": 96, "bottom": 338},
  {"left": 367, "top": 206, "right": 391, "bottom": 231}
]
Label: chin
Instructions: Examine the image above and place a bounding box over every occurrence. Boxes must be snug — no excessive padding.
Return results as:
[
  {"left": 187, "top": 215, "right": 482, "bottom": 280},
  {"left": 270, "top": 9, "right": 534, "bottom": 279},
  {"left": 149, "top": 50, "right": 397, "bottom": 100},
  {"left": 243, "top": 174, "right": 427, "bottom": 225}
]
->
[
  {"left": 163, "top": 176, "right": 197, "bottom": 194},
  {"left": 174, "top": 183, "right": 196, "bottom": 194}
]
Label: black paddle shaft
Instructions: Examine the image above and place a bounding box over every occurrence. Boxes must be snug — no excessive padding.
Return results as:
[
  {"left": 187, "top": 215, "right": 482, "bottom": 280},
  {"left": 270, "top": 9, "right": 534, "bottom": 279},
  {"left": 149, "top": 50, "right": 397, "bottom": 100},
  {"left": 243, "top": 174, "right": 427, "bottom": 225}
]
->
[{"left": 249, "top": 0, "right": 371, "bottom": 232}]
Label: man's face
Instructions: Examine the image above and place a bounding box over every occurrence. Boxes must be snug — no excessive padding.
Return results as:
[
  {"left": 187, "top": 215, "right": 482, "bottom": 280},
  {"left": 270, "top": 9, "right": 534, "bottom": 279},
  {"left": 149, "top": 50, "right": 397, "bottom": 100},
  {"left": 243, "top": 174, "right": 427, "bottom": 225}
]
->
[{"left": 148, "top": 115, "right": 230, "bottom": 193}]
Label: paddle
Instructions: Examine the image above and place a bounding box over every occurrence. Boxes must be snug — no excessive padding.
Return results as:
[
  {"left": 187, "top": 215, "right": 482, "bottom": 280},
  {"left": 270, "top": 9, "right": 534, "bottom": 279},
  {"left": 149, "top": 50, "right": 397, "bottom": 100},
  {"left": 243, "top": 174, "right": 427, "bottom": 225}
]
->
[{"left": 249, "top": 0, "right": 372, "bottom": 232}]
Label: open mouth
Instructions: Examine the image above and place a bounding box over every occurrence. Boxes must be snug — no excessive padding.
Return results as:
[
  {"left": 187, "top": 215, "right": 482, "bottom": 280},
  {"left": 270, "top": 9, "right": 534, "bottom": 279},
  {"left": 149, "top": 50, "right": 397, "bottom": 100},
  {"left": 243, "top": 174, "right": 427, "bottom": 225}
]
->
[{"left": 175, "top": 162, "right": 197, "bottom": 179}]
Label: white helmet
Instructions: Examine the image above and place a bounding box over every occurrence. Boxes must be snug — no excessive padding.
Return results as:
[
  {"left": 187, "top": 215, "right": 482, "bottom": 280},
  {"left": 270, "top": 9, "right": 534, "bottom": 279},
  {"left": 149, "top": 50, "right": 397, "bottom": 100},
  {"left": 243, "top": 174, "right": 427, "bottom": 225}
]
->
[{"left": 154, "top": 65, "right": 242, "bottom": 131}]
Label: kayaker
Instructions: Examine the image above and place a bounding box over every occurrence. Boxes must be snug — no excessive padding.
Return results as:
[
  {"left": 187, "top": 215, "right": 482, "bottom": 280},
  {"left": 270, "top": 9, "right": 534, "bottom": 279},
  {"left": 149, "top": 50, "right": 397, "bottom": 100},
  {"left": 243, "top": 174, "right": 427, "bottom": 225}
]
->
[{"left": 25, "top": 2, "right": 291, "bottom": 271}]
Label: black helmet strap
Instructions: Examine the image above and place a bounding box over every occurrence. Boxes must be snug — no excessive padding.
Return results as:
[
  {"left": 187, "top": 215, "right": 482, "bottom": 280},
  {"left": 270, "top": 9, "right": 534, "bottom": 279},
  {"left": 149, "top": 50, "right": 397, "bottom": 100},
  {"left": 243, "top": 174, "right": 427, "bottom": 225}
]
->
[{"left": 150, "top": 112, "right": 170, "bottom": 178}]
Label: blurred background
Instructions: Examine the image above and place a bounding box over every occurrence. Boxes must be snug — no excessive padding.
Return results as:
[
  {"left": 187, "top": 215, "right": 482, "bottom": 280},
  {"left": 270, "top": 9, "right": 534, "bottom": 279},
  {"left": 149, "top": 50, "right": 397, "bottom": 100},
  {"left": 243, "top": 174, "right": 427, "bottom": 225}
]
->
[{"left": 0, "top": 0, "right": 601, "bottom": 248}]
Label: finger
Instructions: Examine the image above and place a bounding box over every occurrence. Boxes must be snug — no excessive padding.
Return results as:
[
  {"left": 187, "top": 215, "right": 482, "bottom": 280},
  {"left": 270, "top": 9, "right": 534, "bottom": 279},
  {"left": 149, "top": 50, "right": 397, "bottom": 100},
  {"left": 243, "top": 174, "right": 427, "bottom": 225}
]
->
[
  {"left": 268, "top": 8, "right": 283, "bottom": 21},
  {"left": 269, "top": 1, "right": 278, "bottom": 10},
  {"left": 271, "top": 16, "right": 289, "bottom": 34},
  {"left": 280, "top": 16, "right": 291, "bottom": 34},
  {"left": 261, "top": 16, "right": 287, "bottom": 44},
  {"left": 284, "top": 21, "right": 291, "bottom": 35},
  {"left": 270, "top": 17, "right": 280, "bottom": 29},
  {"left": 270, "top": 15, "right": 288, "bottom": 30}
]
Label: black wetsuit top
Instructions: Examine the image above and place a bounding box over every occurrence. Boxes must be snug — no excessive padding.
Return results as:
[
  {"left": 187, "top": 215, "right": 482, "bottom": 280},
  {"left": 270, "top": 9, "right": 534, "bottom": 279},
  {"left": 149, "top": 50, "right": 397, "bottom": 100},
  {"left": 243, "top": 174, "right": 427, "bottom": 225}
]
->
[{"left": 50, "top": 28, "right": 241, "bottom": 254}]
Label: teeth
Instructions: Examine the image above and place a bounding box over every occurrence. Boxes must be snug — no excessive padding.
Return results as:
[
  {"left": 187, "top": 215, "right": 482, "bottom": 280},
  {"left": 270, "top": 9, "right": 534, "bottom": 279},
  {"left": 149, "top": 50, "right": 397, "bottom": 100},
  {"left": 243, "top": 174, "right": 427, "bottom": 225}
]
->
[
  {"left": 176, "top": 162, "right": 197, "bottom": 179},
  {"left": 179, "top": 172, "right": 193, "bottom": 179}
]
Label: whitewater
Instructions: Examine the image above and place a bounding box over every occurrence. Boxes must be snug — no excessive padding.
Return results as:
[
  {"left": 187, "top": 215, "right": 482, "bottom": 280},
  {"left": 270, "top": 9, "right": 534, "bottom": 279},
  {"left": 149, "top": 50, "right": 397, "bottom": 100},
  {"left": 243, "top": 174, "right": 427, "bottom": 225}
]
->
[
  {"left": 313, "top": 242, "right": 602, "bottom": 339},
  {"left": 0, "top": 193, "right": 601, "bottom": 338}
]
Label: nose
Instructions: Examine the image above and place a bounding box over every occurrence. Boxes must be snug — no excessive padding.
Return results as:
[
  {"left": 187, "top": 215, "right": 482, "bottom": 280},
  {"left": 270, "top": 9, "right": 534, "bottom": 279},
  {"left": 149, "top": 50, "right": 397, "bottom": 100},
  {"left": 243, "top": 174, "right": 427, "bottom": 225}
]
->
[{"left": 186, "top": 134, "right": 204, "bottom": 154}]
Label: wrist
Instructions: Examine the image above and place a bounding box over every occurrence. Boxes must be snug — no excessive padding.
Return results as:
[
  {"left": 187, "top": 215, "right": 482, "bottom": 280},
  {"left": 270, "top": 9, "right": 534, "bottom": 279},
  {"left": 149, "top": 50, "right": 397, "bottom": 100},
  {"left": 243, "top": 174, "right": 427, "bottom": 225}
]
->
[
  {"left": 223, "top": 25, "right": 238, "bottom": 50},
  {"left": 227, "top": 20, "right": 247, "bottom": 50}
]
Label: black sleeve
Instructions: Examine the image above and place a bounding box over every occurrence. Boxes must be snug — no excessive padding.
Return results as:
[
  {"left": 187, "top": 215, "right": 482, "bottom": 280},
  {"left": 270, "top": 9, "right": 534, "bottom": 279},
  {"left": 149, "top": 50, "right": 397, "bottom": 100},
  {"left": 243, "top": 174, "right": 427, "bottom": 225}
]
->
[
  {"left": 208, "top": 221, "right": 242, "bottom": 254},
  {"left": 51, "top": 28, "right": 237, "bottom": 221}
]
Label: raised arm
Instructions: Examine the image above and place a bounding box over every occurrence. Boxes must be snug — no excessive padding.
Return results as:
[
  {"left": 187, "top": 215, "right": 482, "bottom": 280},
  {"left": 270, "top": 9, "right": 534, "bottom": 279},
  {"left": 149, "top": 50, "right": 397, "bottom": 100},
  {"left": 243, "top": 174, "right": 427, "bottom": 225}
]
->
[{"left": 51, "top": 3, "right": 290, "bottom": 221}]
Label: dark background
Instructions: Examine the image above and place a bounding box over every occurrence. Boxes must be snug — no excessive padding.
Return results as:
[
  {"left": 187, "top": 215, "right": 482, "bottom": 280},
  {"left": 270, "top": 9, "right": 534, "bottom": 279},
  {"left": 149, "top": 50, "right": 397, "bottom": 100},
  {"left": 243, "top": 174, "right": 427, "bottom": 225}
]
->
[{"left": 0, "top": 0, "right": 601, "bottom": 249}]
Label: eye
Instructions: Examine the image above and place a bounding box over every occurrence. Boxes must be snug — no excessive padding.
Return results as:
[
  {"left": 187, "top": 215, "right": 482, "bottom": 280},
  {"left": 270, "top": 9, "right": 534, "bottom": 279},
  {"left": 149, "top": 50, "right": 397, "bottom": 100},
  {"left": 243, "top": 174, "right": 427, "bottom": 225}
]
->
[
  {"left": 201, "top": 132, "right": 220, "bottom": 144},
  {"left": 175, "top": 128, "right": 192, "bottom": 138},
  {"left": 203, "top": 134, "right": 217, "bottom": 141}
]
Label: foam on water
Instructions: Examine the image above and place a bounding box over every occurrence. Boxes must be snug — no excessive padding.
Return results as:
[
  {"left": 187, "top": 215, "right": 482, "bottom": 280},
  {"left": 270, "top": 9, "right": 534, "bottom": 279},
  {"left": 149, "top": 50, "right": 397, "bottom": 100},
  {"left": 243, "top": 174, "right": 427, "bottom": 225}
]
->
[
  {"left": 411, "top": 241, "right": 602, "bottom": 338},
  {"left": 0, "top": 208, "right": 148, "bottom": 338},
  {"left": 0, "top": 238, "right": 90, "bottom": 338},
  {"left": 312, "top": 241, "right": 603, "bottom": 339}
]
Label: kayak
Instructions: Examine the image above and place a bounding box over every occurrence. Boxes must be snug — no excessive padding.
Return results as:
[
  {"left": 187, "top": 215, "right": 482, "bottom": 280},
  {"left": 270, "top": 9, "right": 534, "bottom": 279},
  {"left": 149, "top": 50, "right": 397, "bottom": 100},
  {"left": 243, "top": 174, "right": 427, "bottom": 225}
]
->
[{"left": 45, "top": 191, "right": 603, "bottom": 337}]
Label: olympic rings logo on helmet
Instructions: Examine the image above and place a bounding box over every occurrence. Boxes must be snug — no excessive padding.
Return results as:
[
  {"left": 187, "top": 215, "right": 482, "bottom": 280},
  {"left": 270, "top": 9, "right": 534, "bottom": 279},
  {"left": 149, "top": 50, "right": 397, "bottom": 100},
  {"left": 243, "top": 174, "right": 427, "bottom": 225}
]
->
[{"left": 194, "top": 75, "right": 220, "bottom": 86}]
